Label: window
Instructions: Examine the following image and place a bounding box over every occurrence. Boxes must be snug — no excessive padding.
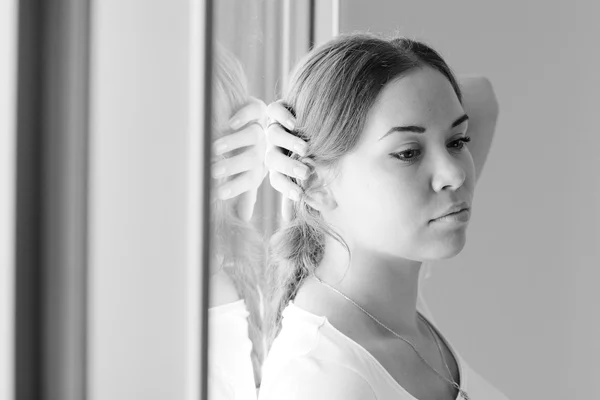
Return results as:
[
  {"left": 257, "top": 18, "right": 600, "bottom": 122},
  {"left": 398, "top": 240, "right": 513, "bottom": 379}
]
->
[{"left": 8, "top": 1, "right": 337, "bottom": 399}]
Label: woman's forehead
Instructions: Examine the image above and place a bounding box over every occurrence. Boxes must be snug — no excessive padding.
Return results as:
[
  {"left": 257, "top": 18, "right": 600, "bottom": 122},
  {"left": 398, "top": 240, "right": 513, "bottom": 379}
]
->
[
  {"left": 378, "top": 68, "right": 459, "bottom": 112},
  {"left": 365, "top": 68, "right": 463, "bottom": 135}
]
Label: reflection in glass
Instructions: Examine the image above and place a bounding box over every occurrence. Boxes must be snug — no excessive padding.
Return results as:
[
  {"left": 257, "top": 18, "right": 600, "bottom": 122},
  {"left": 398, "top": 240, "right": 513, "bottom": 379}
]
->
[{"left": 207, "top": 43, "right": 266, "bottom": 400}]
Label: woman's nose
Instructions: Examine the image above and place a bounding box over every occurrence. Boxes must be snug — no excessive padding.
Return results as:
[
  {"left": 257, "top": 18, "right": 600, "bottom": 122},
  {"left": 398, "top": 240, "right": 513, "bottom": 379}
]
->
[{"left": 430, "top": 150, "right": 467, "bottom": 192}]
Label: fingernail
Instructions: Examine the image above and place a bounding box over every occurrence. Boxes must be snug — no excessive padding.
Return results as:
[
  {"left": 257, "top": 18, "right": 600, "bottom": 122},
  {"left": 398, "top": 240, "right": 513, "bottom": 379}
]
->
[
  {"left": 286, "top": 119, "right": 296, "bottom": 131},
  {"left": 294, "top": 143, "right": 307, "bottom": 156},
  {"left": 289, "top": 189, "right": 300, "bottom": 201},
  {"left": 218, "top": 187, "right": 231, "bottom": 198},
  {"left": 293, "top": 166, "right": 308, "bottom": 179},
  {"left": 212, "top": 166, "right": 225, "bottom": 178},
  {"left": 213, "top": 142, "right": 227, "bottom": 154},
  {"left": 229, "top": 117, "right": 242, "bottom": 129}
]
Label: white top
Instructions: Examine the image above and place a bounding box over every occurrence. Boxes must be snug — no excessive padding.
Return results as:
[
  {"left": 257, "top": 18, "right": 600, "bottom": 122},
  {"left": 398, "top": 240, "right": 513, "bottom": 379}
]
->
[
  {"left": 208, "top": 299, "right": 257, "bottom": 400},
  {"left": 258, "top": 282, "right": 510, "bottom": 400}
]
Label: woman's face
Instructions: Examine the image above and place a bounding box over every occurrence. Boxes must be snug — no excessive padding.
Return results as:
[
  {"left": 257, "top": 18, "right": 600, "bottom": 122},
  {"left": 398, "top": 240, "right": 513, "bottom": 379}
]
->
[{"left": 326, "top": 66, "right": 476, "bottom": 261}]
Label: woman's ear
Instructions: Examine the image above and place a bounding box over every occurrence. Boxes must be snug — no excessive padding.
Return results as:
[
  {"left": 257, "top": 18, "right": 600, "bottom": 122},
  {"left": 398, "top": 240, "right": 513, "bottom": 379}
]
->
[{"left": 302, "top": 170, "right": 337, "bottom": 212}]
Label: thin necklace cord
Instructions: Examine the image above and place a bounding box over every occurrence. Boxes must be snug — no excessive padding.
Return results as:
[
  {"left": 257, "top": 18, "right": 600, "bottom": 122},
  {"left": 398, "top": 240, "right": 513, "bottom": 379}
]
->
[{"left": 313, "top": 274, "right": 470, "bottom": 400}]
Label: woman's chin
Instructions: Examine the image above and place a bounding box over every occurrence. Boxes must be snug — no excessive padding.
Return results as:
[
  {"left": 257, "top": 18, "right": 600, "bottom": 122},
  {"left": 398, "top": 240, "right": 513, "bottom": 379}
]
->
[{"left": 423, "top": 234, "right": 468, "bottom": 260}]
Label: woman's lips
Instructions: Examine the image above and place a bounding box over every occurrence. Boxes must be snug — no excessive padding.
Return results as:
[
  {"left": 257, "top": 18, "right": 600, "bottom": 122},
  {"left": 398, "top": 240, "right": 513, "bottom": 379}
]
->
[{"left": 431, "top": 208, "right": 470, "bottom": 223}]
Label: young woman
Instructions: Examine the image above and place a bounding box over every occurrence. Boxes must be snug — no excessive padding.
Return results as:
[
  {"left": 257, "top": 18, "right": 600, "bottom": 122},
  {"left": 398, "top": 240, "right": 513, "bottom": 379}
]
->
[{"left": 259, "top": 33, "right": 506, "bottom": 400}]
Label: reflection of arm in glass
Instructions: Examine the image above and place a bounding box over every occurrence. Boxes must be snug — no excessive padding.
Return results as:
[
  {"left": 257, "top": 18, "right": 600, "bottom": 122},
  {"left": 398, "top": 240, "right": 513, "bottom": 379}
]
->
[{"left": 209, "top": 43, "right": 267, "bottom": 397}]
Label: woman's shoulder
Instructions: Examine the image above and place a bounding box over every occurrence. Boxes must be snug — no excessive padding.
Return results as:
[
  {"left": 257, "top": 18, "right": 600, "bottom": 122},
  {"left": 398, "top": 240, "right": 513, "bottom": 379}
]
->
[
  {"left": 258, "top": 355, "right": 376, "bottom": 400},
  {"left": 260, "top": 301, "right": 379, "bottom": 399},
  {"left": 264, "top": 300, "right": 327, "bottom": 362}
]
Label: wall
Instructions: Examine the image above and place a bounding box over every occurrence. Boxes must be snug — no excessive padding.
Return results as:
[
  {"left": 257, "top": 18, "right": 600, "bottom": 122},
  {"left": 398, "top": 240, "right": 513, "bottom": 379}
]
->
[{"left": 341, "top": 1, "right": 599, "bottom": 399}]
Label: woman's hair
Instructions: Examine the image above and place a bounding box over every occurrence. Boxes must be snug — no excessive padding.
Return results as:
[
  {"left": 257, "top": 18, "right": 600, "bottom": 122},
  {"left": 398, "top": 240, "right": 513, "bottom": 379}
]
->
[
  {"left": 264, "top": 33, "right": 463, "bottom": 352},
  {"left": 211, "top": 43, "right": 265, "bottom": 387}
]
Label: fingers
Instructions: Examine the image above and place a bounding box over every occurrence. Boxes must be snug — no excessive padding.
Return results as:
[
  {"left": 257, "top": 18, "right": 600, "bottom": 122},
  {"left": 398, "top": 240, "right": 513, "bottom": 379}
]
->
[
  {"left": 265, "top": 121, "right": 308, "bottom": 156},
  {"left": 269, "top": 170, "right": 303, "bottom": 201},
  {"left": 229, "top": 97, "right": 267, "bottom": 130},
  {"left": 264, "top": 100, "right": 309, "bottom": 207},
  {"left": 219, "top": 99, "right": 309, "bottom": 209},
  {"left": 212, "top": 149, "right": 263, "bottom": 180},
  {"left": 215, "top": 168, "right": 265, "bottom": 200},
  {"left": 212, "top": 97, "right": 269, "bottom": 201},
  {"left": 213, "top": 123, "right": 263, "bottom": 155},
  {"left": 265, "top": 148, "right": 310, "bottom": 180},
  {"left": 266, "top": 100, "right": 295, "bottom": 131},
  {"left": 235, "top": 189, "right": 258, "bottom": 222}
]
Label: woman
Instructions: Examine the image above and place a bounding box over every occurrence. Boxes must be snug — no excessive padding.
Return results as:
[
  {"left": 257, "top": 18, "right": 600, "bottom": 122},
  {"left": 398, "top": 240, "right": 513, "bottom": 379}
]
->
[{"left": 259, "top": 33, "right": 506, "bottom": 400}]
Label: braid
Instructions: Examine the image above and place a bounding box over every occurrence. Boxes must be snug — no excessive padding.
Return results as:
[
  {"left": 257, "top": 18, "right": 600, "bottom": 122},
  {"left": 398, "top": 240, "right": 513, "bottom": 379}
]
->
[
  {"left": 264, "top": 210, "right": 320, "bottom": 351},
  {"left": 264, "top": 157, "right": 347, "bottom": 353}
]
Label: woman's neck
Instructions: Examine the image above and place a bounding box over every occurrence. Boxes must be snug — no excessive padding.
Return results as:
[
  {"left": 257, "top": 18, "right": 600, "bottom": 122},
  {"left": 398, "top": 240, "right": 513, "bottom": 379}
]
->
[{"left": 312, "top": 236, "right": 425, "bottom": 337}]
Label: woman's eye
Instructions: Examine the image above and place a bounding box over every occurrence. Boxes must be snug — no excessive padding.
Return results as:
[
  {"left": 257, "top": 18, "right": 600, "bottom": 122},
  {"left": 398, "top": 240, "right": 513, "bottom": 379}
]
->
[
  {"left": 450, "top": 136, "right": 471, "bottom": 150},
  {"left": 390, "top": 136, "right": 471, "bottom": 164},
  {"left": 390, "top": 148, "right": 422, "bottom": 164}
]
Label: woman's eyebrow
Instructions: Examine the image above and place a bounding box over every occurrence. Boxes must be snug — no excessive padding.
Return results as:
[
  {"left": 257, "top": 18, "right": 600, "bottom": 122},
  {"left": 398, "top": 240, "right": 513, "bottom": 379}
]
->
[{"left": 378, "top": 114, "right": 469, "bottom": 140}]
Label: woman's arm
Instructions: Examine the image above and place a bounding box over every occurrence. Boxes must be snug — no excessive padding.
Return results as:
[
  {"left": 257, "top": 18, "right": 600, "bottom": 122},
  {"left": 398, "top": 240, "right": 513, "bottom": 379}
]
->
[{"left": 458, "top": 76, "right": 500, "bottom": 185}]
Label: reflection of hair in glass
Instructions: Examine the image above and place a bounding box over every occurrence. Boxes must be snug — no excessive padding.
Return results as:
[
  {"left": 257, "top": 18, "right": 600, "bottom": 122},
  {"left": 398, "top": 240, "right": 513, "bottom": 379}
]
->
[
  {"left": 211, "top": 43, "right": 265, "bottom": 387},
  {"left": 264, "top": 33, "right": 462, "bottom": 352}
]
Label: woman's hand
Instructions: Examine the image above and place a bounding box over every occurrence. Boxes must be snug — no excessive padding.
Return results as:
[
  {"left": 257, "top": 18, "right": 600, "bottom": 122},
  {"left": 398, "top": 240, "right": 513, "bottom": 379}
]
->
[
  {"left": 212, "top": 97, "right": 268, "bottom": 221},
  {"left": 264, "top": 101, "right": 310, "bottom": 222}
]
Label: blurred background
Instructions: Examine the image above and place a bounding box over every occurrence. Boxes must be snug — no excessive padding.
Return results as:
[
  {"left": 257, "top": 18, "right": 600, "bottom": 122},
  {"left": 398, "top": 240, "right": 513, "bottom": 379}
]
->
[{"left": 1, "top": 0, "right": 598, "bottom": 399}]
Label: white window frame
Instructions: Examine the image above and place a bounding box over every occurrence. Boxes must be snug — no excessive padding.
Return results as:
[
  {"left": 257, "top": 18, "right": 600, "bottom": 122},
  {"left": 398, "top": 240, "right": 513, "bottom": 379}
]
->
[{"left": 88, "top": 1, "right": 212, "bottom": 399}]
